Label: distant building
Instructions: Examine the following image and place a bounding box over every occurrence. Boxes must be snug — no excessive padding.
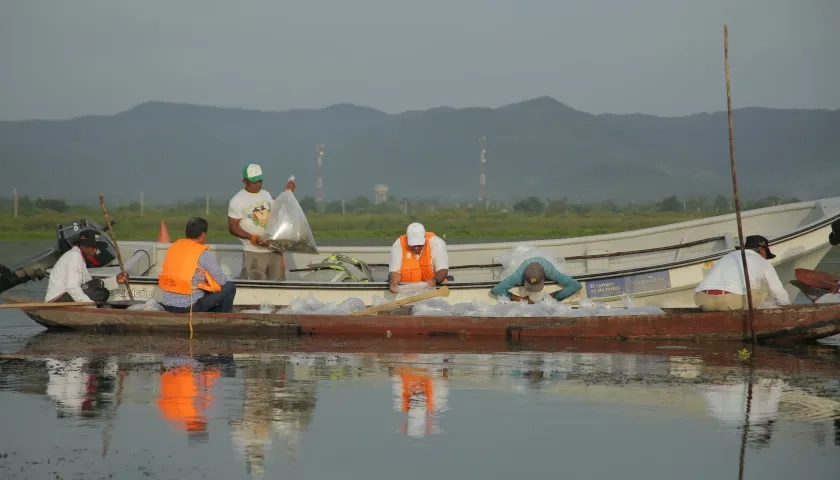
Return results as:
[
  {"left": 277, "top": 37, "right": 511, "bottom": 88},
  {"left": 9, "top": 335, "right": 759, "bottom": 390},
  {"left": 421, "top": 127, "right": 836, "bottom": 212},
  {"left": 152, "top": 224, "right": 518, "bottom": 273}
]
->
[{"left": 374, "top": 184, "right": 389, "bottom": 205}]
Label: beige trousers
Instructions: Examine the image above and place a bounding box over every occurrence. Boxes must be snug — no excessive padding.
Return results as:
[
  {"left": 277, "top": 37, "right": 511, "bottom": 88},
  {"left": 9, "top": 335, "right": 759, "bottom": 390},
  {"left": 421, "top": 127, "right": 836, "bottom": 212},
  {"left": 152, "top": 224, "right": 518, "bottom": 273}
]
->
[{"left": 694, "top": 289, "right": 768, "bottom": 311}]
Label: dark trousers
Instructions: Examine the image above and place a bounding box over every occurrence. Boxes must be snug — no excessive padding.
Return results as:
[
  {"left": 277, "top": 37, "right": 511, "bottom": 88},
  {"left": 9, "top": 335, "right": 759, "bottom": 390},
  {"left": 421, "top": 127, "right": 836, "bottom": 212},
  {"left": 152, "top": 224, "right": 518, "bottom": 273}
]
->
[
  {"left": 54, "top": 279, "right": 110, "bottom": 304},
  {"left": 162, "top": 282, "right": 236, "bottom": 314}
]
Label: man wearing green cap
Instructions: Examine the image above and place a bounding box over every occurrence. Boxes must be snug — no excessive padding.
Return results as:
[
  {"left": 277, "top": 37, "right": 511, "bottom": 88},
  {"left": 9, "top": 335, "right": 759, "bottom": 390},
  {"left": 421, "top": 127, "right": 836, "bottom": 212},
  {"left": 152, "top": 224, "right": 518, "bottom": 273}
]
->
[
  {"left": 490, "top": 257, "right": 581, "bottom": 303},
  {"left": 227, "top": 163, "right": 295, "bottom": 280}
]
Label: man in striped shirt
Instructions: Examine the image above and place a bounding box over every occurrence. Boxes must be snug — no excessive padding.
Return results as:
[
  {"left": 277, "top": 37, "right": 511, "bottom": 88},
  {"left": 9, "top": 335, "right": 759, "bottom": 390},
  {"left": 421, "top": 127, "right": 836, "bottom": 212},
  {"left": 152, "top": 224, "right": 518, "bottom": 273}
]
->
[{"left": 159, "top": 217, "right": 236, "bottom": 313}]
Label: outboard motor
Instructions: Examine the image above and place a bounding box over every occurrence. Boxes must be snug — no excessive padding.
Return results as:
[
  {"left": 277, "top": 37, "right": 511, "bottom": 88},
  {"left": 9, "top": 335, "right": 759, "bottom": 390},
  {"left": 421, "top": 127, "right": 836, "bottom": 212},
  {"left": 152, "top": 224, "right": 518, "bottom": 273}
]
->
[
  {"left": 56, "top": 219, "right": 117, "bottom": 268},
  {"left": 0, "top": 218, "right": 118, "bottom": 295}
]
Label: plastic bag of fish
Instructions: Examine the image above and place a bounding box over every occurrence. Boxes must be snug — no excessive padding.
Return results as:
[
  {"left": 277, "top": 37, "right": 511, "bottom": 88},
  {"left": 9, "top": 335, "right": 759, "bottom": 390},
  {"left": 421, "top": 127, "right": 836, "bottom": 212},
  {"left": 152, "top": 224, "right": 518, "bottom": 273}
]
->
[{"left": 263, "top": 190, "right": 319, "bottom": 254}]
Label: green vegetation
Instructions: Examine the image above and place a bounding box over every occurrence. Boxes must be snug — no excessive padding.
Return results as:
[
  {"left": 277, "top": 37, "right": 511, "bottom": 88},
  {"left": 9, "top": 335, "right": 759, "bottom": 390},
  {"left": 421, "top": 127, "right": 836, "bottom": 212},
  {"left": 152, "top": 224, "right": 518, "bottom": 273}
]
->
[{"left": 0, "top": 194, "right": 802, "bottom": 242}]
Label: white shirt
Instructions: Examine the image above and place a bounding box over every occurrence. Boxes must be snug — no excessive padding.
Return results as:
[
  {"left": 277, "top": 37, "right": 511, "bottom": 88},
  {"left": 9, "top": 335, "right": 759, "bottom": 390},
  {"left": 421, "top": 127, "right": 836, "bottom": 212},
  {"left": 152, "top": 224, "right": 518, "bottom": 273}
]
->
[
  {"left": 45, "top": 246, "right": 118, "bottom": 302},
  {"left": 696, "top": 250, "right": 790, "bottom": 305},
  {"left": 228, "top": 189, "right": 274, "bottom": 253},
  {"left": 388, "top": 235, "right": 449, "bottom": 273}
]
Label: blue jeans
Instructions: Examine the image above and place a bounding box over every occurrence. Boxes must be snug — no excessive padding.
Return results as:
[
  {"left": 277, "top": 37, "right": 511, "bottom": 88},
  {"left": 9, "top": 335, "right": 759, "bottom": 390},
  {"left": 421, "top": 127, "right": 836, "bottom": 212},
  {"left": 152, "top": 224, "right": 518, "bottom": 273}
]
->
[{"left": 163, "top": 282, "right": 236, "bottom": 314}]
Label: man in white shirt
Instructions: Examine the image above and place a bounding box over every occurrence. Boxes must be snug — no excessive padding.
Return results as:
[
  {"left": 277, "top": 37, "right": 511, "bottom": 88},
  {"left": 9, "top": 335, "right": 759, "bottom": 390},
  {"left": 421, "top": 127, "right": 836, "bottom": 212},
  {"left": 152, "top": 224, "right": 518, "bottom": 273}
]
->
[
  {"left": 227, "top": 163, "right": 295, "bottom": 281},
  {"left": 695, "top": 235, "right": 791, "bottom": 311},
  {"left": 45, "top": 229, "right": 128, "bottom": 304},
  {"left": 388, "top": 223, "right": 449, "bottom": 293}
]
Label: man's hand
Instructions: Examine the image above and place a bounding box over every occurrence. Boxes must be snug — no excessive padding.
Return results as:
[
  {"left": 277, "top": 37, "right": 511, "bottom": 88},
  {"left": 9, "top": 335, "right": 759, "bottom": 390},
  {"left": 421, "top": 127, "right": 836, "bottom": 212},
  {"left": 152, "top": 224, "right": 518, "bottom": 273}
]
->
[
  {"left": 510, "top": 294, "right": 534, "bottom": 304},
  {"left": 117, "top": 272, "right": 129, "bottom": 284},
  {"left": 389, "top": 283, "right": 400, "bottom": 294},
  {"left": 251, "top": 235, "right": 271, "bottom": 248},
  {"left": 426, "top": 278, "right": 437, "bottom": 288}
]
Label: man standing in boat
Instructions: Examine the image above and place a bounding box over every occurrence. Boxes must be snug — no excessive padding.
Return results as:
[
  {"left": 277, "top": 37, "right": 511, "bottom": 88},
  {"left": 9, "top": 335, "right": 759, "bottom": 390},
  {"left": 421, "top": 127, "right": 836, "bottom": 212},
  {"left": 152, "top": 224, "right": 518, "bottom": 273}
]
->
[
  {"left": 158, "top": 217, "right": 236, "bottom": 313},
  {"left": 45, "top": 229, "right": 128, "bottom": 304},
  {"left": 227, "top": 163, "right": 296, "bottom": 281},
  {"left": 387, "top": 223, "right": 450, "bottom": 293},
  {"left": 694, "top": 235, "right": 790, "bottom": 311},
  {"left": 490, "top": 258, "right": 581, "bottom": 303}
]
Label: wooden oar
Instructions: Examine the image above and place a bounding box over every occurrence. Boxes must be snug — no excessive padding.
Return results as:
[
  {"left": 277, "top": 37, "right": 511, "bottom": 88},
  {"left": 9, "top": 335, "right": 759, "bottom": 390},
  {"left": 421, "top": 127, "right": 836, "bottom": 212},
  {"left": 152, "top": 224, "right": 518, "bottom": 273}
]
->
[
  {"left": 350, "top": 286, "right": 450, "bottom": 316},
  {"left": 0, "top": 301, "right": 96, "bottom": 309},
  {"left": 99, "top": 192, "right": 134, "bottom": 300}
]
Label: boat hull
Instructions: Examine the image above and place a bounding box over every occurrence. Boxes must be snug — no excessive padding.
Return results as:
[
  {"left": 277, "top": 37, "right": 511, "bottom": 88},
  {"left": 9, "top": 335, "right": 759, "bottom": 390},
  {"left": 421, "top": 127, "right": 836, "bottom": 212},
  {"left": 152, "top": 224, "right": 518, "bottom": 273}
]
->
[{"left": 8, "top": 297, "right": 840, "bottom": 344}]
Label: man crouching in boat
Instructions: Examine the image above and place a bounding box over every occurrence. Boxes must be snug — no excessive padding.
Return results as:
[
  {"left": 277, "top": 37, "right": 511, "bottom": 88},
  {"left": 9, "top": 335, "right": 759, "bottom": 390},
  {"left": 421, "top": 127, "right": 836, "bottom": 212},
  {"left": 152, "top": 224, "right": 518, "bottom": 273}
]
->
[
  {"left": 388, "top": 223, "right": 450, "bottom": 293},
  {"left": 45, "top": 229, "right": 128, "bottom": 305},
  {"left": 694, "top": 235, "right": 790, "bottom": 311},
  {"left": 158, "top": 217, "right": 236, "bottom": 313},
  {"left": 490, "top": 258, "right": 581, "bottom": 303}
]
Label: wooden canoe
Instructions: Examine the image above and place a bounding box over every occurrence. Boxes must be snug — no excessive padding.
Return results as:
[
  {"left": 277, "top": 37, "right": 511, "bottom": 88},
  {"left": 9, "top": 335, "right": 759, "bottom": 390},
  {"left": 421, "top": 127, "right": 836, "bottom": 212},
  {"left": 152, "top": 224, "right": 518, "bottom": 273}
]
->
[{"left": 4, "top": 295, "right": 840, "bottom": 344}]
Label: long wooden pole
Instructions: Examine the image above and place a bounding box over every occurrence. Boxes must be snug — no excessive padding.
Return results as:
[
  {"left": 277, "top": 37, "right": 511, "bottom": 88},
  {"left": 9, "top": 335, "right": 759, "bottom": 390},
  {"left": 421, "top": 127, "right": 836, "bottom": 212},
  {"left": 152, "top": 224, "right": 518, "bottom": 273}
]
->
[
  {"left": 350, "top": 286, "right": 450, "bottom": 316},
  {"left": 99, "top": 193, "right": 135, "bottom": 301},
  {"left": 0, "top": 301, "right": 96, "bottom": 309},
  {"left": 724, "top": 25, "right": 756, "bottom": 344}
]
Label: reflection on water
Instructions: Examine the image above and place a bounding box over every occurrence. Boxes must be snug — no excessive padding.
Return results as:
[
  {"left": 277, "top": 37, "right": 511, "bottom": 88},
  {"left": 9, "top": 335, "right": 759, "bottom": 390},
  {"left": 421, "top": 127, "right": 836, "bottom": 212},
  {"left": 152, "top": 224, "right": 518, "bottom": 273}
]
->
[{"left": 1, "top": 338, "right": 839, "bottom": 479}]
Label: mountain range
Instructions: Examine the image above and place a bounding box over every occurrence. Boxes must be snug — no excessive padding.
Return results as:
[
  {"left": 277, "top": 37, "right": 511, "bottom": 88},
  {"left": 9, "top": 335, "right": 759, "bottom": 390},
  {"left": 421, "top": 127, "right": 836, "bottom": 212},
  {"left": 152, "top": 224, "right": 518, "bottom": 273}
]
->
[{"left": 0, "top": 97, "right": 837, "bottom": 205}]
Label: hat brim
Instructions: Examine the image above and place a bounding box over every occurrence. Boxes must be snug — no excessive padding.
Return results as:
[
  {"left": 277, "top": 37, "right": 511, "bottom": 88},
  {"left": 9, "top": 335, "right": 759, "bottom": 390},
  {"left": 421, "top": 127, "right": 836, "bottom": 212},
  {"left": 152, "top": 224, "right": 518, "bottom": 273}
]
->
[
  {"left": 765, "top": 249, "right": 776, "bottom": 259},
  {"left": 245, "top": 175, "right": 263, "bottom": 182},
  {"left": 523, "top": 281, "right": 544, "bottom": 293},
  {"left": 406, "top": 236, "right": 426, "bottom": 247},
  {"left": 79, "top": 240, "right": 107, "bottom": 250}
]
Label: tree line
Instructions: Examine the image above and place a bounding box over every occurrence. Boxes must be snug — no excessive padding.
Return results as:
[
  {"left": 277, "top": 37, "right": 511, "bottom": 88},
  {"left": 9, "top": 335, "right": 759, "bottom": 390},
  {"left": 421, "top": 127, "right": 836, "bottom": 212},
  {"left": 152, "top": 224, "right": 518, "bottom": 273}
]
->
[{"left": 0, "top": 194, "right": 804, "bottom": 217}]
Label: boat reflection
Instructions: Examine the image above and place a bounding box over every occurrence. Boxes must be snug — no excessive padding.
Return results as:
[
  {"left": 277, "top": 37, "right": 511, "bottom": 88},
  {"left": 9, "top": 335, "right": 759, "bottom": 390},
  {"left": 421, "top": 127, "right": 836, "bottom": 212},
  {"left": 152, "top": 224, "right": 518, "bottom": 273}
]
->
[{"left": 1, "top": 334, "right": 838, "bottom": 478}]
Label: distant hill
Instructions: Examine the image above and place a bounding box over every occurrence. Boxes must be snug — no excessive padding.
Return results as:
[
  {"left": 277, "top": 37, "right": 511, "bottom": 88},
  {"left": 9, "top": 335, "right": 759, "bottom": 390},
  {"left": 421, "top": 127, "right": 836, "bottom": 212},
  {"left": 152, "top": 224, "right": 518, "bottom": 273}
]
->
[{"left": 0, "top": 97, "right": 837, "bottom": 205}]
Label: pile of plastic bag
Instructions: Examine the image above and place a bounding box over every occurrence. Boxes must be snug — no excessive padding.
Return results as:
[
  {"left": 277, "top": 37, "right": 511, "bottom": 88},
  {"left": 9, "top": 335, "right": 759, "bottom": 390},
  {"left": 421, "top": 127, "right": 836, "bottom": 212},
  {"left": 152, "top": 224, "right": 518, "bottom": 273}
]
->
[
  {"left": 410, "top": 294, "right": 665, "bottom": 317},
  {"left": 263, "top": 190, "right": 319, "bottom": 254},
  {"left": 126, "top": 299, "right": 165, "bottom": 311}
]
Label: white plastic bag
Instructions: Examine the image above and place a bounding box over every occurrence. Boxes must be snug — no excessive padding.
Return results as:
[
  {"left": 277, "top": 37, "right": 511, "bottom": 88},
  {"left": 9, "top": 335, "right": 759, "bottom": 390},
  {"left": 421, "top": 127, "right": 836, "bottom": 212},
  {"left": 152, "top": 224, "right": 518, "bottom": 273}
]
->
[
  {"left": 264, "top": 190, "right": 319, "bottom": 254},
  {"left": 498, "top": 245, "right": 566, "bottom": 280}
]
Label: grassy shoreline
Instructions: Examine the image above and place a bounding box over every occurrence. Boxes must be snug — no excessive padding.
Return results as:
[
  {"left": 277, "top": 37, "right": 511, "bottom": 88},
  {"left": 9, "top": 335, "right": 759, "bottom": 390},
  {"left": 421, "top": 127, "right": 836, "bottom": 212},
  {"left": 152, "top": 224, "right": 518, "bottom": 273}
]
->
[{"left": 0, "top": 208, "right": 715, "bottom": 242}]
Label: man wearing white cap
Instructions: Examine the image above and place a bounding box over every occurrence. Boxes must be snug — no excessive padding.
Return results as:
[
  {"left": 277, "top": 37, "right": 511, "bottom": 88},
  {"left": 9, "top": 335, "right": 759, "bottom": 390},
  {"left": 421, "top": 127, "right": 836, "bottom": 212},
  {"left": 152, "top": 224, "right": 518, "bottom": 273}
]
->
[
  {"left": 228, "top": 163, "right": 295, "bottom": 280},
  {"left": 388, "top": 223, "right": 449, "bottom": 293}
]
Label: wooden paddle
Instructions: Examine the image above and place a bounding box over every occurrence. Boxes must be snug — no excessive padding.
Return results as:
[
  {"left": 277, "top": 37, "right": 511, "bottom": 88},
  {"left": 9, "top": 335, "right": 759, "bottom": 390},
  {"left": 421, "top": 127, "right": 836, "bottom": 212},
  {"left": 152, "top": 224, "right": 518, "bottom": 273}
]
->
[
  {"left": 0, "top": 301, "right": 96, "bottom": 309},
  {"left": 99, "top": 192, "right": 135, "bottom": 301},
  {"left": 349, "top": 286, "right": 450, "bottom": 316}
]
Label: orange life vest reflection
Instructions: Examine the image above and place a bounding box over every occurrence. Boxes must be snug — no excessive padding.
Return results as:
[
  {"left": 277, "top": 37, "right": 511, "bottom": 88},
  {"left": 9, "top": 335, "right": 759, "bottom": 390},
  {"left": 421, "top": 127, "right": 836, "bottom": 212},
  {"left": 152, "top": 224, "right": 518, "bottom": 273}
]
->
[
  {"left": 157, "top": 364, "right": 220, "bottom": 435},
  {"left": 391, "top": 365, "right": 449, "bottom": 438}
]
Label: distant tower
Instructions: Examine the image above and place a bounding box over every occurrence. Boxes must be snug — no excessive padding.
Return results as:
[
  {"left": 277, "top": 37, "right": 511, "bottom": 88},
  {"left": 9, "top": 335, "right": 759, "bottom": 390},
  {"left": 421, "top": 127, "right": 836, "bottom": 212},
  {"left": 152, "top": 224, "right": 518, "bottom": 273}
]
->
[
  {"left": 316, "top": 144, "right": 324, "bottom": 203},
  {"left": 374, "top": 184, "right": 389, "bottom": 205},
  {"left": 479, "top": 136, "right": 487, "bottom": 205}
]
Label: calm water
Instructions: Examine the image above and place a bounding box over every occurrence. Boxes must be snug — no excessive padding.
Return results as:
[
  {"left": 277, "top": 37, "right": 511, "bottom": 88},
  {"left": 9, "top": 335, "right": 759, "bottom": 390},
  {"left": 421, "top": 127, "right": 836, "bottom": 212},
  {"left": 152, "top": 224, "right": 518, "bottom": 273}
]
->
[{"left": 1, "top": 241, "right": 839, "bottom": 479}]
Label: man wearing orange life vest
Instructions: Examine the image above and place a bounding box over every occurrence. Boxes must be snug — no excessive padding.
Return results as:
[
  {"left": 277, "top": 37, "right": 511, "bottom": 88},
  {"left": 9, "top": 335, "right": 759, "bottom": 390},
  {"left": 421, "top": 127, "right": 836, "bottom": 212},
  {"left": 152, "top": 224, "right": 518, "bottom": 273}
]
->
[
  {"left": 158, "top": 217, "right": 236, "bottom": 313},
  {"left": 387, "top": 222, "right": 449, "bottom": 294}
]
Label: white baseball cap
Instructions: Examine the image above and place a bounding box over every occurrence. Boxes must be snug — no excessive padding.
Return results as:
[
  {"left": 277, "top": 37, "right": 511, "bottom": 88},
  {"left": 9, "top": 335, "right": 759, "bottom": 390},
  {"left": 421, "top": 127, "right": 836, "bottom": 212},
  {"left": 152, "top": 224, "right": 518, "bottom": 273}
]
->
[
  {"left": 243, "top": 163, "right": 263, "bottom": 182},
  {"left": 406, "top": 222, "right": 426, "bottom": 246}
]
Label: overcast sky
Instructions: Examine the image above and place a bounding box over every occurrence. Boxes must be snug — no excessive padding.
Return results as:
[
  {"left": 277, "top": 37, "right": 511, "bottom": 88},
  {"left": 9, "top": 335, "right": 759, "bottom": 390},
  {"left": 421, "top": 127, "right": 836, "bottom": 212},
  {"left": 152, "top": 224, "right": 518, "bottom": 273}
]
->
[{"left": 1, "top": 0, "right": 837, "bottom": 121}]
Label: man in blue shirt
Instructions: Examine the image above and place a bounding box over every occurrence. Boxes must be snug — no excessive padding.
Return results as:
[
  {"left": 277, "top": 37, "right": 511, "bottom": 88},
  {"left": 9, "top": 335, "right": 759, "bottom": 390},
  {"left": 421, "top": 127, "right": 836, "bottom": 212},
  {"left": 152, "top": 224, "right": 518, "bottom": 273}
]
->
[{"left": 490, "top": 257, "right": 581, "bottom": 303}]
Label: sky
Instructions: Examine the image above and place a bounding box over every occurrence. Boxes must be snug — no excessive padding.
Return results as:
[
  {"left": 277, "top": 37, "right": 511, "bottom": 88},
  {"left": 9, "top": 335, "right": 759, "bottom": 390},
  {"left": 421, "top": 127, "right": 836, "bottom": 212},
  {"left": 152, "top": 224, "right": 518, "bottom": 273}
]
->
[{"left": 0, "top": 0, "right": 838, "bottom": 121}]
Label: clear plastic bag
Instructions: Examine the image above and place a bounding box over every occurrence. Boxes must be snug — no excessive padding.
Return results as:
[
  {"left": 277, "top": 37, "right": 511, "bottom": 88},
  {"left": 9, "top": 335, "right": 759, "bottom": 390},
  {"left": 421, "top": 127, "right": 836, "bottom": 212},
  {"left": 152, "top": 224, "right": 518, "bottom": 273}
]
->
[
  {"left": 395, "top": 282, "right": 434, "bottom": 301},
  {"left": 264, "top": 190, "right": 319, "bottom": 254},
  {"left": 498, "top": 245, "right": 566, "bottom": 280}
]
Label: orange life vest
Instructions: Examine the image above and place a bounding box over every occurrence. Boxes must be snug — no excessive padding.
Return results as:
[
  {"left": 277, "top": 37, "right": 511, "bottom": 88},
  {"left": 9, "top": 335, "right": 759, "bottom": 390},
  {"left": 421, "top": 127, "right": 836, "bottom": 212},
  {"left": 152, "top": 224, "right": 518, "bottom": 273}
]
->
[
  {"left": 399, "top": 232, "right": 436, "bottom": 282},
  {"left": 158, "top": 238, "right": 222, "bottom": 295}
]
